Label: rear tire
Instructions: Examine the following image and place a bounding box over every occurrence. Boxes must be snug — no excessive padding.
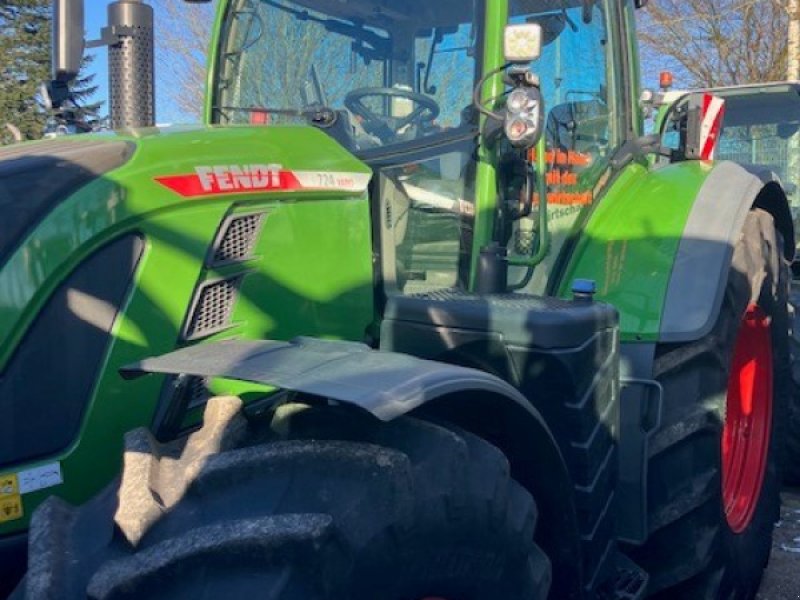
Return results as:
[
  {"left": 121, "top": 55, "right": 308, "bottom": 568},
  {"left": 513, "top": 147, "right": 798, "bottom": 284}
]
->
[
  {"left": 784, "top": 286, "right": 800, "bottom": 484},
  {"left": 20, "top": 398, "right": 551, "bottom": 600},
  {"left": 629, "top": 209, "right": 788, "bottom": 598}
]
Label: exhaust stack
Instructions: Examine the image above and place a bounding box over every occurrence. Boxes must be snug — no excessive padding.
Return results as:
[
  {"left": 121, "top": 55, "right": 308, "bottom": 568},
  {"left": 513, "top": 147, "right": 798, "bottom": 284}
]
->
[{"left": 105, "top": 1, "right": 155, "bottom": 129}]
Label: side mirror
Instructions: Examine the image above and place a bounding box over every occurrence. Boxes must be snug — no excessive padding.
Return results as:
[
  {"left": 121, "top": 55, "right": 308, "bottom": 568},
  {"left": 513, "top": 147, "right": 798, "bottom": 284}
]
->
[
  {"left": 52, "top": 0, "right": 85, "bottom": 84},
  {"left": 659, "top": 92, "right": 726, "bottom": 161}
]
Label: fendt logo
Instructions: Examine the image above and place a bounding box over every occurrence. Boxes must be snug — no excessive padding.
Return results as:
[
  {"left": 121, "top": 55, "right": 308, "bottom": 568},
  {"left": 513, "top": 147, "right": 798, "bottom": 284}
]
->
[
  {"left": 155, "top": 164, "right": 372, "bottom": 198},
  {"left": 155, "top": 164, "right": 300, "bottom": 198},
  {"left": 197, "top": 164, "right": 284, "bottom": 192}
]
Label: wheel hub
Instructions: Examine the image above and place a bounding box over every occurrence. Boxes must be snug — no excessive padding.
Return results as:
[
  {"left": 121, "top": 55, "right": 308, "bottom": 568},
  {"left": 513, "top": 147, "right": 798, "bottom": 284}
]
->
[{"left": 721, "top": 304, "right": 773, "bottom": 534}]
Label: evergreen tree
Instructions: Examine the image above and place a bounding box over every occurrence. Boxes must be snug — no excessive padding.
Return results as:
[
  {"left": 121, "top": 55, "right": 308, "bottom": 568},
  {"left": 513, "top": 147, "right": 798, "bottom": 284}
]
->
[
  {"left": 0, "top": 0, "right": 104, "bottom": 144},
  {"left": 57, "top": 54, "right": 105, "bottom": 129},
  {"left": 0, "top": 0, "right": 50, "bottom": 144}
]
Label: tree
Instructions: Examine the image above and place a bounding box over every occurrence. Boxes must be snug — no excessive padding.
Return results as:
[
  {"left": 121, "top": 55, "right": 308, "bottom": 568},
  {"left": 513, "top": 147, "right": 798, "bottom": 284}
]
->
[
  {"left": 0, "top": 0, "right": 50, "bottom": 144},
  {"left": 57, "top": 54, "right": 105, "bottom": 128},
  {"left": 0, "top": 0, "right": 105, "bottom": 144},
  {"left": 638, "top": 0, "right": 789, "bottom": 88},
  {"left": 151, "top": 0, "right": 216, "bottom": 122}
]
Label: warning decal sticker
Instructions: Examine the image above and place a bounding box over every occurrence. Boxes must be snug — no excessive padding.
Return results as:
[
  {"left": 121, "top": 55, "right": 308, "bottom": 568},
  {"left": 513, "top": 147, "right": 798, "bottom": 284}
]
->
[
  {"left": 0, "top": 473, "right": 18, "bottom": 497},
  {"left": 18, "top": 463, "right": 63, "bottom": 494},
  {"left": 0, "top": 496, "right": 22, "bottom": 524},
  {"left": 0, "top": 473, "right": 21, "bottom": 524}
]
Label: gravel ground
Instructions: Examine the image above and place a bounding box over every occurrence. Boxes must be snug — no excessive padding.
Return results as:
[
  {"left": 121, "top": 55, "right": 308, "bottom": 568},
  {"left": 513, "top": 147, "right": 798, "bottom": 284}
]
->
[{"left": 757, "top": 488, "right": 800, "bottom": 599}]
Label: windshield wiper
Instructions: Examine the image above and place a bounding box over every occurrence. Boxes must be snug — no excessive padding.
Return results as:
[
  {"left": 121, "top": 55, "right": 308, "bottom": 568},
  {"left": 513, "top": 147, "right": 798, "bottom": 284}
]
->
[{"left": 216, "top": 105, "right": 339, "bottom": 127}]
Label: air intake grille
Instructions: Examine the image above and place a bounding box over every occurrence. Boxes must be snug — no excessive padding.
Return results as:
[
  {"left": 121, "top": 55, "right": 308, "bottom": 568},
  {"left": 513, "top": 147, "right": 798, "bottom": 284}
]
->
[
  {"left": 184, "top": 276, "right": 242, "bottom": 340},
  {"left": 212, "top": 214, "right": 264, "bottom": 264}
]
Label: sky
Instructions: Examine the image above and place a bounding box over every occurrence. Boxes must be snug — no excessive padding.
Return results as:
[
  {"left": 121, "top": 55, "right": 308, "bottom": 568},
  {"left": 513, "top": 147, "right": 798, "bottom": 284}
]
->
[
  {"left": 84, "top": 4, "right": 109, "bottom": 118},
  {"left": 84, "top": 3, "right": 194, "bottom": 125}
]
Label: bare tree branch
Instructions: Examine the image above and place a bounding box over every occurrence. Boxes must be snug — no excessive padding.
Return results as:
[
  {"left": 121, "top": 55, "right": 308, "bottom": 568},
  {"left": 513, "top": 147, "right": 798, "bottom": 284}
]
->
[
  {"left": 151, "top": 0, "right": 215, "bottom": 122},
  {"left": 639, "top": 0, "right": 789, "bottom": 87}
]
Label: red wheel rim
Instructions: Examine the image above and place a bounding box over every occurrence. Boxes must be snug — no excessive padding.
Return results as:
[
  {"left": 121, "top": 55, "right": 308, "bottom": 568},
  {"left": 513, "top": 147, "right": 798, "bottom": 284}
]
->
[{"left": 721, "top": 304, "right": 773, "bottom": 534}]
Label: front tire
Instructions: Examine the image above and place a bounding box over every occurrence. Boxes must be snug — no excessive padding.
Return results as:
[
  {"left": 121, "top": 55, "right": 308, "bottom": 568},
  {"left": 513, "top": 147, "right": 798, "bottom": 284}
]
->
[{"left": 20, "top": 398, "right": 551, "bottom": 600}]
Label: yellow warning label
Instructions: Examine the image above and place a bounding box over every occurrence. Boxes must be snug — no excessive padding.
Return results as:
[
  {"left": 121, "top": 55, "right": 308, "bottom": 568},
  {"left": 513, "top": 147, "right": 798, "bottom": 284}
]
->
[
  {"left": 0, "top": 495, "right": 22, "bottom": 524},
  {"left": 0, "top": 474, "right": 18, "bottom": 498}
]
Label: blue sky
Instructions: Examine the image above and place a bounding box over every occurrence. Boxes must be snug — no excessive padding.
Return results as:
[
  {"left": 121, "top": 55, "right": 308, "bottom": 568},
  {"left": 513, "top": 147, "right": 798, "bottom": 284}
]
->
[{"left": 84, "top": 5, "right": 109, "bottom": 117}]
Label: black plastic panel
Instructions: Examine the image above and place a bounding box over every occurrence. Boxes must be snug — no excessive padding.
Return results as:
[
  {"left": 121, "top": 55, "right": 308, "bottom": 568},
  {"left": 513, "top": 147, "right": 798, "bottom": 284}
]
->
[
  {"left": 0, "top": 235, "right": 143, "bottom": 468},
  {"left": 383, "top": 290, "right": 617, "bottom": 349},
  {"left": 0, "top": 140, "right": 134, "bottom": 267},
  {"left": 380, "top": 290, "right": 620, "bottom": 592}
]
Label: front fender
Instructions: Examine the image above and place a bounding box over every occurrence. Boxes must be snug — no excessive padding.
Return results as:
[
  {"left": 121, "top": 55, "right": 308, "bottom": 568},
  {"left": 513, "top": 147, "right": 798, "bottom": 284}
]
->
[
  {"left": 121, "top": 336, "right": 535, "bottom": 422},
  {"left": 123, "top": 335, "right": 584, "bottom": 594}
]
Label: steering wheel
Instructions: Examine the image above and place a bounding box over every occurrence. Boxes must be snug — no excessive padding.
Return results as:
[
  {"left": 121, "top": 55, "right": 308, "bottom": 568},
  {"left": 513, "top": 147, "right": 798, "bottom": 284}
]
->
[{"left": 345, "top": 87, "right": 441, "bottom": 143}]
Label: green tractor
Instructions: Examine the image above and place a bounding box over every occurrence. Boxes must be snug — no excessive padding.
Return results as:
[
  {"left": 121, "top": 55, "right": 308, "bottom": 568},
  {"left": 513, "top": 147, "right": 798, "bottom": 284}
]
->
[{"left": 0, "top": 0, "right": 794, "bottom": 598}]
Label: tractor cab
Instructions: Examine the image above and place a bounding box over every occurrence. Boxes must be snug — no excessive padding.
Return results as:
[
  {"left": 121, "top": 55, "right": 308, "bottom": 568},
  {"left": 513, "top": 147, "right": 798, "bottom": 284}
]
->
[{"left": 209, "top": 0, "right": 621, "bottom": 296}]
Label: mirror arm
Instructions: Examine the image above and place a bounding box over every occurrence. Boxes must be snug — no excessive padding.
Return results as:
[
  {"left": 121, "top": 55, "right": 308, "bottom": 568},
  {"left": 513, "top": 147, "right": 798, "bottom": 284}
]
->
[{"left": 610, "top": 134, "right": 670, "bottom": 170}]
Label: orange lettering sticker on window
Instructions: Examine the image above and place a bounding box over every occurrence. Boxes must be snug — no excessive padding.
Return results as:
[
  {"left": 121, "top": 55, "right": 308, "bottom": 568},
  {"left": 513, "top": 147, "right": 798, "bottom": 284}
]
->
[
  {"left": 530, "top": 149, "right": 593, "bottom": 167},
  {"left": 528, "top": 148, "right": 596, "bottom": 206},
  {"left": 534, "top": 192, "right": 593, "bottom": 206},
  {"left": 546, "top": 169, "right": 578, "bottom": 186}
]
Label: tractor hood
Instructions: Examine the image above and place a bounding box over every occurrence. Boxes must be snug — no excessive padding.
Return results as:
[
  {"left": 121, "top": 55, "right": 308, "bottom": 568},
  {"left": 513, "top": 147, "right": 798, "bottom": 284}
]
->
[
  {"left": 0, "top": 125, "right": 374, "bottom": 370},
  {"left": 0, "top": 125, "right": 372, "bottom": 267}
]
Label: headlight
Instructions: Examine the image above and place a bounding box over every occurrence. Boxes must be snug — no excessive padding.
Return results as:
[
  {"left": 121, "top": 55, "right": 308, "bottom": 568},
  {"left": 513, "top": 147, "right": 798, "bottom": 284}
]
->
[{"left": 505, "top": 85, "right": 544, "bottom": 148}]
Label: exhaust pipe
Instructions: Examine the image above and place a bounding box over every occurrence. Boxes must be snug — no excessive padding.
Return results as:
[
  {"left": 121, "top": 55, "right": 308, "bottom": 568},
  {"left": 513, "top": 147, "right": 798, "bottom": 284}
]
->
[
  {"left": 105, "top": 1, "right": 155, "bottom": 129},
  {"left": 51, "top": 0, "right": 155, "bottom": 130}
]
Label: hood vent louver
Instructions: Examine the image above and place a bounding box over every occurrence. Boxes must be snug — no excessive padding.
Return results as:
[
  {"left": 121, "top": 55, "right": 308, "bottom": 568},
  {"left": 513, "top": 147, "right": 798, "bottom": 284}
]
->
[
  {"left": 210, "top": 213, "right": 265, "bottom": 266},
  {"left": 183, "top": 275, "right": 243, "bottom": 341}
]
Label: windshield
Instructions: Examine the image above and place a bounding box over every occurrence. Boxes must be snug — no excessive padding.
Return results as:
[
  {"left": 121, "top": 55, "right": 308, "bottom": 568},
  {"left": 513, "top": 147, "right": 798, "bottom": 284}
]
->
[
  {"left": 714, "top": 88, "right": 800, "bottom": 242},
  {"left": 213, "top": 0, "right": 479, "bottom": 153}
]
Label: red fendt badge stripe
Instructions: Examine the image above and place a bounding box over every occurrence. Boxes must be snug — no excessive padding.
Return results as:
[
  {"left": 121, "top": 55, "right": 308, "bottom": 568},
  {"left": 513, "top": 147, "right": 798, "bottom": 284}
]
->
[
  {"left": 155, "top": 165, "right": 300, "bottom": 198},
  {"left": 155, "top": 165, "right": 371, "bottom": 198}
]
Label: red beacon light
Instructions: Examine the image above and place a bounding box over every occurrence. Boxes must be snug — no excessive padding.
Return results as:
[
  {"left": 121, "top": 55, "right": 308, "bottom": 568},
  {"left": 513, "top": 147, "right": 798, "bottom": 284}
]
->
[{"left": 659, "top": 71, "right": 674, "bottom": 91}]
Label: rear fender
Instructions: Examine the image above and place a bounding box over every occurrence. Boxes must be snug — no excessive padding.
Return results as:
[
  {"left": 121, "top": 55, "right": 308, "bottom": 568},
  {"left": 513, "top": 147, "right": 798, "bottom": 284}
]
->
[
  {"left": 660, "top": 161, "right": 794, "bottom": 343},
  {"left": 559, "top": 160, "right": 794, "bottom": 344}
]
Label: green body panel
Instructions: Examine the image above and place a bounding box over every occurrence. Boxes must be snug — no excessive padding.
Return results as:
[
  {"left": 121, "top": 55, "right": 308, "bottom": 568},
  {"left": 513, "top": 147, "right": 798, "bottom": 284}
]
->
[
  {"left": 469, "top": 0, "right": 510, "bottom": 288},
  {"left": 0, "top": 126, "right": 374, "bottom": 534},
  {"left": 556, "top": 160, "right": 712, "bottom": 341},
  {"left": 203, "top": 1, "right": 227, "bottom": 125}
]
